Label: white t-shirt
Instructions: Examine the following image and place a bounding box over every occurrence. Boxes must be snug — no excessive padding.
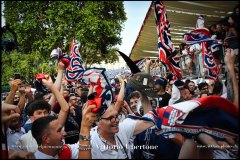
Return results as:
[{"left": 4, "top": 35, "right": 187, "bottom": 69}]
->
[
  {"left": 182, "top": 49, "right": 191, "bottom": 64},
  {"left": 90, "top": 118, "right": 137, "bottom": 159},
  {"left": 16, "top": 130, "right": 38, "bottom": 152},
  {"left": 34, "top": 142, "right": 79, "bottom": 159},
  {"left": 189, "top": 43, "right": 201, "bottom": 53}
]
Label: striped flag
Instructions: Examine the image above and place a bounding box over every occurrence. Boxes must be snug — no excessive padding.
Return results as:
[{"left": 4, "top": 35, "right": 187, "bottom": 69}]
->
[
  {"left": 183, "top": 27, "right": 219, "bottom": 80},
  {"left": 154, "top": 0, "right": 182, "bottom": 79},
  {"left": 183, "top": 28, "right": 213, "bottom": 45},
  {"left": 65, "top": 39, "right": 85, "bottom": 82},
  {"left": 153, "top": 95, "right": 239, "bottom": 159},
  {"left": 131, "top": 96, "right": 238, "bottom": 151},
  {"left": 201, "top": 41, "right": 219, "bottom": 80},
  {"left": 82, "top": 68, "right": 113, "bottom": 116}
]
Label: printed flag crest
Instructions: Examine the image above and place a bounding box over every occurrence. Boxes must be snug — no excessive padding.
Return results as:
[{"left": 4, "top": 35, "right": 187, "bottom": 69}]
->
[{"left": 66, "top": 39, "right": 85, "bottom": 83}]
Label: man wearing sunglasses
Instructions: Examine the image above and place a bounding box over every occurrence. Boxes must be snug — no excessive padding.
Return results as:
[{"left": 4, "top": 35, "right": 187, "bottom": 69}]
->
[{"left": 90, "top": 77, "right": 159, "bottom": 159}]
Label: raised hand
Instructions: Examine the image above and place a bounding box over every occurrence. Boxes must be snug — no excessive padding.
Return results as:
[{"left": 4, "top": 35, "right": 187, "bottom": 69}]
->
[
  {"left": 10, "top": 79, "right": 22, "bottom": 92},
  {"left": 42, "top": 75, "right": 54, "bottom": 89},
  {"left": 25, "top": 84, "right": 32, "bottom": 93},
  {"left": 224, "top": 48, "right": 236, "bottom": 68},
  {"left": 18, "top": 86, "right": 25, "bottom": 95},
  {"left": 57, "top": 61, "right": 66, "bottom": 71},
  {"left": 81, "top": 103, "right": 98, "bottom": 129}
]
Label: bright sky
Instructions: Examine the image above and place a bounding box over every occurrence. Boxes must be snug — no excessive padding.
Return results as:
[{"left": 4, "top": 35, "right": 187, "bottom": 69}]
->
[
  {"left": 101, "top": 1, "right": 152, "bottom": 69},
  {"left": 1, "top": 1, "right": 152, "bottom": 69},
  {"left": 1, "top": 1, "right": 5, "bottom": 27},
  {"left": 117, "top": 1, "right": 152, "bottom": 56}
]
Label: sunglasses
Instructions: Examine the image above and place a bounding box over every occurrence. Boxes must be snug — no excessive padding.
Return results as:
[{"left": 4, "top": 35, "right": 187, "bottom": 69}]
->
[{"left": 100, "top": 114, "right": 122, "bottom": 122}]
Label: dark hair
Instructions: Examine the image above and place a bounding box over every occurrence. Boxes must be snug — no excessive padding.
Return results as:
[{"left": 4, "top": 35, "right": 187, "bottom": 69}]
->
[
  {"left": 212, "top": 80, "right": 223, "bottom": 95},
  {"left": 198, "top": 82, "right": 208, "bottom": 90},
  {"left": 185, "top": 79, "right": 191, "bottom": 86},
  {"left": 34, "top": 92, "right": 44, "bottom": 101},
  {"left": 166, "top": 73, "right": 173, "bottom": 82},
  {"left": 128, "top": 91, "right": 140, "bottom": 100},
  {"left": 32, "top": 116, "right": 57, "bottom": 146},
  {"left": 80, "top": 91, "right": 88, "bottom": 104},
  {"left": 114, "top": 78, "right": 120, "bottom": 84},
  {"left": 155, "top": 77, "right": 168, "bottom": 89},
  {"left": 27, "top": 100, "right": 51, "bottom": 116}
]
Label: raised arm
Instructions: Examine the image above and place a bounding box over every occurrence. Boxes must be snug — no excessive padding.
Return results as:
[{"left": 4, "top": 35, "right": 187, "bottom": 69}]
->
[
  {"left": 48, "top": 61, "right": 66, "bottom": 107},
  {"left": 55, "top": 61, "right": 66, "bottom": 91},
  {"left": 224, "top": 48, "right": 239, "bottom": 106},
  {"left": 145, "top": 58, "right": 152, "bottom": 74},
  {"left": 15, "top": 87, "right": 26, "bottom": 114},
  {"left": 42, "top": 75, "right": 69, "bottom": 126},
  {"left": 114, "top": 77, "right": 126, "bottom": 111},
  {"left": 25, "top": 85, "right": 33, "bottom": 104},
  {"left": 78, "top": 103, "right": 98, "bottom": 159},
  {"left": 5, "top": 79, "right": 21, "bottom": 104},
  {"left": 133, "top": 92, "right": 155, "bottom": 135}
]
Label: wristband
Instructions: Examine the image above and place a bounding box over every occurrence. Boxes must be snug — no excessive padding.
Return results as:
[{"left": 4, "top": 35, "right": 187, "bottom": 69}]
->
[
  {"left": 78, "top": 144, "right": 91, "bottom": 150},
  {"left": 79, "top": 135, "right": 91, "bottom": 141}
]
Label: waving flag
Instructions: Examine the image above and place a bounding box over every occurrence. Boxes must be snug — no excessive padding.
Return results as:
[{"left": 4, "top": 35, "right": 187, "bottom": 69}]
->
[
  {"left": 65, "top": 39, "right": 85, "bottom": 82},
  {"left": 129, "top": 96, "right": 239, "bottom": 158},
  {"left": 154, "top": 96, "right": 238, "bottom": 140},
  {"left": 82, "top": 68, "right": 113, "bottom": 116},
  {"left": 129, "top": 96, "right": 238, "bottom": 157},
  {"left": 49, "top": 39, "right": 113, "bottom": 116},
  {"left": 183, "top": 28, "right": 213, "bottom": 45},
  {"left": 182, "top": 26, "right": 219, "bottom": 80},
  {"left": 201, "top": 41, "right": 219, "bottom": 80},
  {"left": 154, "top": 0, "right": 182, "bottom": 79}
]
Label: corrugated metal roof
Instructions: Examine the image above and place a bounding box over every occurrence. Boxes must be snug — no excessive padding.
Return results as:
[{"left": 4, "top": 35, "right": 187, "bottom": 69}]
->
[{"left": 129, "top": 1, "right": 238, "bottom": 61}]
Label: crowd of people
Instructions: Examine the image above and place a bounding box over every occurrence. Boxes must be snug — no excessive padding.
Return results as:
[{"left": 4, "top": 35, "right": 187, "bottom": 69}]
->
[{"left": 1, "top": 4, "right": 239, "bottom": 160}]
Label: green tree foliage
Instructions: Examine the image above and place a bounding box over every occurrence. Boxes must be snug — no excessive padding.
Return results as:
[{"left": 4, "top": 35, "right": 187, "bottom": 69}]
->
[{"left": 2, "top": 1, "right": 126, "bottom": 84}]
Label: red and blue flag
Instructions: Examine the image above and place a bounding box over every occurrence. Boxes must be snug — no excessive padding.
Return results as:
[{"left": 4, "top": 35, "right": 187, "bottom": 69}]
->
[
  {"left": 154, "top": 0, "right": 182, "bottom": 79},
  {"left": 66, "top": 39, "right": 85, "bottom": 82}
]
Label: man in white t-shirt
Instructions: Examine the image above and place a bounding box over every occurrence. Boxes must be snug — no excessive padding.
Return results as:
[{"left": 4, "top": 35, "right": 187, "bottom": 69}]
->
[{"left": 90, "top": 102, "right": 156, "bottom": 159}]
